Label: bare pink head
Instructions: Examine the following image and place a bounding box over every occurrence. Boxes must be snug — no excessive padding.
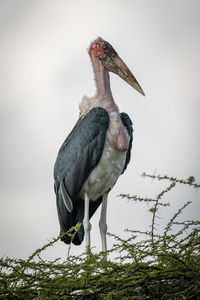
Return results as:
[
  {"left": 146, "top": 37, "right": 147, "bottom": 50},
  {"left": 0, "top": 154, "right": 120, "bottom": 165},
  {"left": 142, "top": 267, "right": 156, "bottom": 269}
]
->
[{"left": 89, "top": 37, "right": 145, "bottom": 96}]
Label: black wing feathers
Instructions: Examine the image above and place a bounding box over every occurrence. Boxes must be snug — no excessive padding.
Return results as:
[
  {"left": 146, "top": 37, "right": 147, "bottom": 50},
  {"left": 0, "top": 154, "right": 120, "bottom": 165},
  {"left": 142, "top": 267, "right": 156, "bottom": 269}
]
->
[
  {"left": 54, "top": 107, "right": 109, "bottom": 199},
  {"left": 120, "top": 112, "right": 133, "bottom": 173},
  {"left": 60, "top": 181, "right": 73, "bottom": 212},
  {"left": 54, "top": 107, "right": 109, "bottom": 245}
]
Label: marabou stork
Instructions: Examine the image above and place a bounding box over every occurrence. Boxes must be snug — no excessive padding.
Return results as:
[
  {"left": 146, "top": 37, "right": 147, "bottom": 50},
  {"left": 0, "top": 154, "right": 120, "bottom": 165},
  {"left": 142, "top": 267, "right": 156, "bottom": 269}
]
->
[{"left": 54, "top": 37, "right": 144, "bottom": 252}]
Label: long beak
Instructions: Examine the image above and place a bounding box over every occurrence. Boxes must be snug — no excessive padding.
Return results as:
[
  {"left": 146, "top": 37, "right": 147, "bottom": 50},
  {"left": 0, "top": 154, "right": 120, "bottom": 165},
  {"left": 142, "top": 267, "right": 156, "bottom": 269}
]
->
[{"left": 102, "top": 54, "right": 145, "bottom": 96}]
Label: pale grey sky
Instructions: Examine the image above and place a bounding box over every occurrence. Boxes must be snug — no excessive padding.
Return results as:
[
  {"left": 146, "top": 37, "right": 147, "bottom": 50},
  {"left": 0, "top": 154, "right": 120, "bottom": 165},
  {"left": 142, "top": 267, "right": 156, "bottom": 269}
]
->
[{"left": 0, "top": 0, "right": 199, "bottom": 260}]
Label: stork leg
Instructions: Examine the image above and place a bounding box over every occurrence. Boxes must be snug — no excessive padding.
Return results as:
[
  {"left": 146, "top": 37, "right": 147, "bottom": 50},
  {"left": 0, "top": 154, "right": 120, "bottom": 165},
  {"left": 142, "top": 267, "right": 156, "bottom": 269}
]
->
[
  {"left": 99, "top": 193, "right": 108, "bottom": 254},
  {"left": 83, "top": 192, "right": 91, "bottom": 251}
]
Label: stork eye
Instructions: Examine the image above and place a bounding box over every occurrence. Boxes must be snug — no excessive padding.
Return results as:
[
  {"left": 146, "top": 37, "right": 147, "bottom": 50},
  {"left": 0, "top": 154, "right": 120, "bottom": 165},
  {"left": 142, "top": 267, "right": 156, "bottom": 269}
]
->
[{"left": 102, "top": 43, "right": 108, "bottom": 50}]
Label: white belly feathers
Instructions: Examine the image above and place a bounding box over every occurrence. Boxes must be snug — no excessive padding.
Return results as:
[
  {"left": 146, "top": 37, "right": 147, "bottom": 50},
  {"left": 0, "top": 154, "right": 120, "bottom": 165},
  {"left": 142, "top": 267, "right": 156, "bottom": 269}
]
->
[{"left": 79, "top": 110, "right": 129, "bottom": 201}]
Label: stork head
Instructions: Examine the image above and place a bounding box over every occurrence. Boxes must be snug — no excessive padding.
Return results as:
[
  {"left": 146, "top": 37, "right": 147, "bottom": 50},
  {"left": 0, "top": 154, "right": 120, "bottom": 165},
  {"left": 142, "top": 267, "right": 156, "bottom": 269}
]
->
[{"left": 89, "top": 37, "right": 145, "bottom": 96}]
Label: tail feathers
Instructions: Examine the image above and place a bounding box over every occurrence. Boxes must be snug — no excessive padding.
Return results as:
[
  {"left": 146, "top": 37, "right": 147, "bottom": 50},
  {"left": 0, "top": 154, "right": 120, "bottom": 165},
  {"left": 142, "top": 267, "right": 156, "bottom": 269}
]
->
[
  {"left": 56, "top": 193, "right": 83, "bottom": 245},
  {"left": 56, "top": 193, "right": 102, "bottom": 245}
]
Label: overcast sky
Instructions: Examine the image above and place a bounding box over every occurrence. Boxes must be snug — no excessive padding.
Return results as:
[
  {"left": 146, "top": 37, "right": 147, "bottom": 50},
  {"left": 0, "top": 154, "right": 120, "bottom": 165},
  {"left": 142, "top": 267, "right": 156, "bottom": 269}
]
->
[{"left": 0, "top": 0, "right": 200, "bottom": 260}]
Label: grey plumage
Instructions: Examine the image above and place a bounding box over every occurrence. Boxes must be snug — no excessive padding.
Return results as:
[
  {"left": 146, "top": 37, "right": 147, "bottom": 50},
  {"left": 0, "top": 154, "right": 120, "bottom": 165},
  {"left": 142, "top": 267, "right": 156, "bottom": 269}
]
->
[{"left": 54, "top": 107, "right": 133, "bottom": 245}]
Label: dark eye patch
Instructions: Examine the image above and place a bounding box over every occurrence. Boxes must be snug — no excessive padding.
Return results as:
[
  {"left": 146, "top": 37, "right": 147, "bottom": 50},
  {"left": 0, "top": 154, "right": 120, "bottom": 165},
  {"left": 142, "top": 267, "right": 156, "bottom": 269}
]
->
[
  {"left": 102, "top": 43, "right": 108, "bottom": 50},
  {"left": 101, "top": 41, "right": 117, "bottom": 59}
]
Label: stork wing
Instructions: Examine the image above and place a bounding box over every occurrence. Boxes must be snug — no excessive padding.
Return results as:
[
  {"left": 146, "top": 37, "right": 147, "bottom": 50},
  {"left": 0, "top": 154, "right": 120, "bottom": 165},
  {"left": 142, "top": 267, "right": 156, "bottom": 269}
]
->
[
  {"left": 54, "top": 107, "right": 109, "bottom": 244},
  {"left": 120, "top": 112, "right": 133, "bottom": 173}
]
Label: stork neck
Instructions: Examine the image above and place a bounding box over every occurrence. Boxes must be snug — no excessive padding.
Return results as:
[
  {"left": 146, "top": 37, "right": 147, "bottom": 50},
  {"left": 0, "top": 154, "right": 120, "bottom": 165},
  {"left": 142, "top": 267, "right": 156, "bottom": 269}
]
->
[{"left": 91, "top": 55, "right": 118, "bottom": 112}]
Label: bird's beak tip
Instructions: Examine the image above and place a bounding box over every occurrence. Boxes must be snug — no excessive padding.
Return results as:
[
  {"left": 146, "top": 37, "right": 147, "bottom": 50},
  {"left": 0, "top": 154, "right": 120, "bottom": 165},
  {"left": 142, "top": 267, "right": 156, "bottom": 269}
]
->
[
  {"left": 138, "top": 88, "right": 145, "bottom": 97},
  {"left": 130, "top": 80, "right": 145, "bottom": 97},
  {"left": 104, "top": 54, "right": 145, "bottom": 97},
  {"left": 102, "top": 50, "right": 145, "bottom": 97}
]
